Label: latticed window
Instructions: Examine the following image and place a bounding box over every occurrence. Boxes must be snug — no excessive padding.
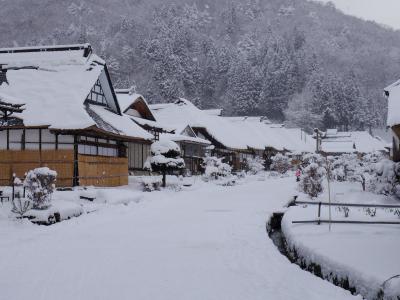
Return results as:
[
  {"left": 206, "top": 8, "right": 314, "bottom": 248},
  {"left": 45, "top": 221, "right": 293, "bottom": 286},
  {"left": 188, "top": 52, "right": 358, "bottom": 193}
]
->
[{"left": 85, "top": 79, "right": 108, "bottom": 107}]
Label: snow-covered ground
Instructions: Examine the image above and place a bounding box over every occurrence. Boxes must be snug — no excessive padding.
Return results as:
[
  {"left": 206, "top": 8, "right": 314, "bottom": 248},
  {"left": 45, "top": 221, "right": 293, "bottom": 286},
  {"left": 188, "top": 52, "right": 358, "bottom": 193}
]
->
[
  {"left": 282, "top": 181, "right": 400, "bottom": 299},
  {"left": 0, "top": 175, "right": 359, "bottom": 300}
]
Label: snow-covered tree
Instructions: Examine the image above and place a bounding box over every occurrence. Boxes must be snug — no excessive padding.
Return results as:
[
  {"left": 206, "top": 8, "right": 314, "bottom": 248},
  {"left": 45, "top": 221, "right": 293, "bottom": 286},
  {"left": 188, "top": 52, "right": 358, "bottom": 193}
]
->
[
  {"left": 24, "top": 167, "right": 57, "bottom": 209},
  {"left": 144, "top": 140, "right": 185, "bottom": 188},
  {"left": 299, "top": 163, "right": 326, "bottom": 198}
]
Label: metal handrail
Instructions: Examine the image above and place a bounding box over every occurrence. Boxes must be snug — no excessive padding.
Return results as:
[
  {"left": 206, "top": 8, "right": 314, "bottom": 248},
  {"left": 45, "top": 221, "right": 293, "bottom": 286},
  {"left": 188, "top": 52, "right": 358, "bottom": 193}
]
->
[
  {"left": 294, "top": 200, "right": 400, "bottom": 209},
  {"left": 292, "top": 220, "right": 400, "bottom": 225}
]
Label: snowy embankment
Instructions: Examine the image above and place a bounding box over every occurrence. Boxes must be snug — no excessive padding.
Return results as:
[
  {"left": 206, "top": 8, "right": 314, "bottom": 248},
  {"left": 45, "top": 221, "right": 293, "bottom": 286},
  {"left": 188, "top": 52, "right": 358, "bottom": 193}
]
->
[
  {"left": 0, "top": 176, "right": 358, "bottom": 300},
  {"left": 282, "top": 181, "right": 400, "bottom": 299}
]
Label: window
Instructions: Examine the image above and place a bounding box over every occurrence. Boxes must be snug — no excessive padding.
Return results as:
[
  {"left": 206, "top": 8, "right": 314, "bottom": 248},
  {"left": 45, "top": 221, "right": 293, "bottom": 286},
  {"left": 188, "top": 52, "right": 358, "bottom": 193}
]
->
[
  {"left": 0, "top": 130, "right": 7, "bottom": 149},
  {"left": 58, "top": 134, "right": 74, "bottom": 150},
  {"left": 9, "top": 129, "right": 23, "bottom": 150},
  {"left": 25, "top": 129, "right": 40, "bottom": 150},
  {"left": 78, "top": 136, "right": 119, "bottom": 157},
  {"left": 128, "top": 142, "right": 150, "bottom": 169},
  {"left": 41, "top": 129, "right": 56, "bottom": 150},
  {"left": 85, "top": 79, "right": 108, "bottom": 107}
]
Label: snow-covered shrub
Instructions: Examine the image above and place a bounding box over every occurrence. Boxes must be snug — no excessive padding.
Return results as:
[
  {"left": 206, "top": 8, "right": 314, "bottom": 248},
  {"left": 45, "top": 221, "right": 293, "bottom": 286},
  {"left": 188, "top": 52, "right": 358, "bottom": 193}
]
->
[
  {"left": 202, "top": 156, "right": 232, "bottom": 181},
  {"left": 270, "top": 153, "right": 291, "bottom": 174},
  {"left": 301, "top": 153, "right": 324, "bottom": 168},
  {"left": 24, "top": 167, "right": 57, "bottom": 209},
  {"left": 336, "top": 206, "right": 350, "bottom": 218},
  {"left": 11, "top": 197, "right": 31, "bottom": 217},
  {"left": 363, "top": 151, "right": 386, "bottom": 165},
  {"left": 246, "top": 156, "right": 265, "bottom": 174},
  {"left": 330, "top": 154, "right": 363, "bottom": 182},
  {"left": 299, "top": 163, "right": 326, "bottom": 198},
  {"left": 363, "top": 207, "right": 377, "bottom": 217},
  {"left": 368, "top": 159, "right": 400, "bottom": 197},
  {"left": 141, "top": 176, "right": 162, "bottom": 192},
  {"left": 144, "top": 140, "right": 185, "bottom": 188}
]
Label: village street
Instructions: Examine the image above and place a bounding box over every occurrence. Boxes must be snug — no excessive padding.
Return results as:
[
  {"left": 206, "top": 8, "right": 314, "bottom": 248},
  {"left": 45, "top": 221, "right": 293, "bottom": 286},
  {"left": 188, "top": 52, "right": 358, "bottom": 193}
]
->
[{"left": 0, "top": 176, "right": 357, "bottom": 300}]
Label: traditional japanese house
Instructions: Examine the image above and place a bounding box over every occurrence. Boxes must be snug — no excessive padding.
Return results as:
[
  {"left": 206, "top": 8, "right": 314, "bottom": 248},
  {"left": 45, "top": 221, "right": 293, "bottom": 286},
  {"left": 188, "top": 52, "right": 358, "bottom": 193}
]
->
[
  {"left": 384, "top": 80, "right": 400, "bottom": 161},
  {"left": 116, "top": 91, "right": 210, "bottom": 174},
  {"left": 150, "top": 99, "right": 255, "bottom": 171},
  {"left": 159, "top": 124, "right": 211, "bottom": 175},
  {"left": 0, "top": 44, "right": 153, "bottom": 187},
  {"left": 313, "top": 129, "right": 388, "bottom": 156}
]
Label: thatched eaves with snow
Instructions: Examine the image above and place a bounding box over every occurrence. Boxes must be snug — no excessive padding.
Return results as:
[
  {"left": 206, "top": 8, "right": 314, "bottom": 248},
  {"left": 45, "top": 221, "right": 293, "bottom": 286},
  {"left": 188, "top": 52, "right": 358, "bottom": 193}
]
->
[{"left": 0, "top": 44, "right": 152, "bottom": 142}]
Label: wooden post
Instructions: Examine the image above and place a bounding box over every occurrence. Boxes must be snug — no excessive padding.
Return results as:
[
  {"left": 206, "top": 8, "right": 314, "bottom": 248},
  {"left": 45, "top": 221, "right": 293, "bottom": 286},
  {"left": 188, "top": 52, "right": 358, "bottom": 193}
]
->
[
  {"left": 12, "top": 174, "right": 15, "bottom": 201},
  {"left": 73, "top": 135, "right": 79, "bottom": 187},
  {"left": 317, "top": 202, "right": 321, "bottom": 225}
]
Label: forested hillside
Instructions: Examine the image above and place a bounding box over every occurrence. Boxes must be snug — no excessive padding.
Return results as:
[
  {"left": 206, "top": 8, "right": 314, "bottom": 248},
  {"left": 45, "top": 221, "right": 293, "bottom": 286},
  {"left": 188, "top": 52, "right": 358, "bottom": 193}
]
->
[{"left": 1, "top": 0, "right": 399, "bottom": 131}]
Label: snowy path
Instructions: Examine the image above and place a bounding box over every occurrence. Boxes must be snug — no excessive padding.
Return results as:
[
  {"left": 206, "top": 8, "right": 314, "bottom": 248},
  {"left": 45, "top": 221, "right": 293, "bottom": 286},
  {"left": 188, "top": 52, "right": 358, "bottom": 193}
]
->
[{"left": 0, "top": 177, "right": 358, "bottom": 300}]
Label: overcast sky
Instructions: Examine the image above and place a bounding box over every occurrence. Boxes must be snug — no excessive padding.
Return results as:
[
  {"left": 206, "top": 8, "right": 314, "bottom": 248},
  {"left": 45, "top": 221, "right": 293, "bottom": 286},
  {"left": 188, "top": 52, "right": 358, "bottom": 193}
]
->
[{"left": 316, "top": 0, "right": 400, "bottom": 30}]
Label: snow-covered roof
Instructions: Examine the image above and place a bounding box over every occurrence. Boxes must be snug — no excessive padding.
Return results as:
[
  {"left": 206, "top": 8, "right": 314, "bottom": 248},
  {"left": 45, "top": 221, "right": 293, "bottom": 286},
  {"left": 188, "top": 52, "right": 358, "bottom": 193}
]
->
[
  {"left": 384, "top": 79, "right": 400, "bottom": 127},
  {"left": 320, "top": 131, "right": 388, "bottom": 154},
  {"left": 150, "top": 99, "right": 251, "bottom": 150},
  {"left": 159, "top": 133, "right": 211, "bottom": 145},
  {"left": 115, "top": 92, "right": 143, "bottom": 113},
  {"left": 0, "top": 44, "right": 152, "bottom": 141},
  {"left": 88, "top": 105, "right": 153, "bottom": 140},
  {"left": 224, "top": 116, "right": 271, "bottom": 124},
  {"left": 150, "top": 99, "right": 314, "bottom": 153},
  {"left": 225, "top": 117, "right": 314, "bottom": 153},
  {"left": 203, "top": 108, "right": 223, "bottom": 116}
]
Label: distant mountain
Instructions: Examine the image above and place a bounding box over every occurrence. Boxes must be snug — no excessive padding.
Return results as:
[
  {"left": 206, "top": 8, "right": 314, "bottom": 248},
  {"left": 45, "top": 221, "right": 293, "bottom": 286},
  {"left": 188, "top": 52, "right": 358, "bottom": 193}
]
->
[{"left": 0, "top": 0, "right": 399, "bottom": 130}]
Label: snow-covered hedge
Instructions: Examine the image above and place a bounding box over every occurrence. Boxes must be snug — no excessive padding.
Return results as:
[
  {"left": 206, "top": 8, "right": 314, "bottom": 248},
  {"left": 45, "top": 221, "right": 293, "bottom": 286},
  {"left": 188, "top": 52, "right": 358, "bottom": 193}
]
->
[
  {"left": 24, "top": 167, "right": 57, "bottom": 209},
  {"left": 270, "top": 153, "right": 291, "bottom": 174},
  {"left": 299, "top": 163, "right": 326, "bottom": 198}
]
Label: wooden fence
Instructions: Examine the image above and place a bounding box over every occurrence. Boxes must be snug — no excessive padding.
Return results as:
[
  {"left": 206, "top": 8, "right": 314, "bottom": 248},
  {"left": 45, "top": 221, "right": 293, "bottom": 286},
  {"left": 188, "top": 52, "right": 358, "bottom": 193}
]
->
[
  {"left": 0, "top": 150, "right": 128, "bottom": 187},
  {"left": 78, "top": 154, "right": 128, "bottom": 187},
  {"left": 0, "top": 150, "right": 74, "bottom": 186}
]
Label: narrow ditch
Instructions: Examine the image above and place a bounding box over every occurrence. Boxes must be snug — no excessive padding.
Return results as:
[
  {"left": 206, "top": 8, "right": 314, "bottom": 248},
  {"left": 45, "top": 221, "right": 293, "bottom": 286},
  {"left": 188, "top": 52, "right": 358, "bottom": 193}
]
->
[{"left": 266, "top": 211, "right": 382, "bottom": 300}]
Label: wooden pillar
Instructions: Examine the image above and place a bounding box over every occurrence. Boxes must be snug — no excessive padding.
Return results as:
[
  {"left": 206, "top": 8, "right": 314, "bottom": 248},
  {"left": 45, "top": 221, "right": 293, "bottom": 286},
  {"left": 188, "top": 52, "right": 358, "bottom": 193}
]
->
[
  {"left": 73, "top": 135, "right": 79, "bottom": 186},
  {"left": 6, "top": 128, "right": 9, "bottom": 150}
]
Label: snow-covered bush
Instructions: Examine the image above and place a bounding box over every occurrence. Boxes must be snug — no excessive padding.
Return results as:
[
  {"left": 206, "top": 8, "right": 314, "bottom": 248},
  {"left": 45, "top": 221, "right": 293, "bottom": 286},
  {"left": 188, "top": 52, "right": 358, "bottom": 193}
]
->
[
  {"left": 202, "top": 156, "right": 233, "bottom": 181},
  {"left": 368, "top": 159, "right": 400, "bottom": 197},
  {"left": 270, "top": 153, "right": 291, "bottom": 174},
  {"left": 246, "top": 156, "right": 265, "bottom": 174},
  {"left": 330, "top": 154, "right": 363, "bottom": 182},
  {"left": 301, "top": 153, "right": 324, "bottom": 168},
  {"left": 144, "top": 140, "right": 185, "bottom": 188},
  {"left": 141, "top": 176, "right": 162, "bottom": 192},
  {"left": 24, "top": 167, "right": 57, "bottom": 209},
  {"left": 11, "top": 197, "right": 31, "bottom": 217},
  {"left": 363, "top": 151, "right": 386, "bottom": 165},
  {"left": 299, "top": 163, "right": 326, "bottom": 198}
]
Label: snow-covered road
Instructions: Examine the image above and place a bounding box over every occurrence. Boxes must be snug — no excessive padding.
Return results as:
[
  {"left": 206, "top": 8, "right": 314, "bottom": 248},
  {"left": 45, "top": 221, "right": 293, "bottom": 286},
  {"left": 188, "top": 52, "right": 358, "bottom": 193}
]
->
[{"left": 0, "top": 177, "right": 358, "bottom": 300}]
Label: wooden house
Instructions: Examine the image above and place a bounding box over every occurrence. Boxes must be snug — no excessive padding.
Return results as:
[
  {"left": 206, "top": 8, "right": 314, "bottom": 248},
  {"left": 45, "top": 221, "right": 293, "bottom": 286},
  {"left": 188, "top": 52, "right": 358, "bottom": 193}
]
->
[
  {"left": 117, "top": 91, "right": 210, "bottom": 174},
  {"left": 313, "top": 129, "right": 388, "bottom": 156},
  {"left": 0, "top": 44, "right": 153, "bottom": 187},
  {"left": 150, "top": 99, "right": 316, "bottom": 171},
  {"left": 385, "top": 81, "right": 400, "bottom": 161},
  {"left": 150, "top": 99, "right": 255, "bottom": 171},
  {"left": 159, "top": 125, "right": 211, "bottom": 175}
]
